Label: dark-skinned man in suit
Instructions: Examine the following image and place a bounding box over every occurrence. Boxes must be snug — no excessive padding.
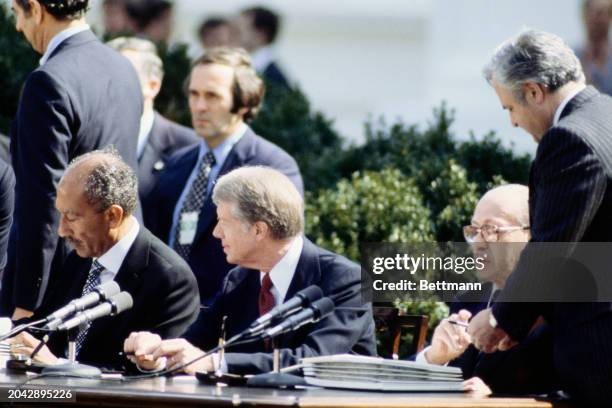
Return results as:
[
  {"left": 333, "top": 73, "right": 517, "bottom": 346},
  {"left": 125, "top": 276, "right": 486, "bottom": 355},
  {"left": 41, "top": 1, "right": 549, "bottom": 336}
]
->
[{"left": 8, "top": 149, "right": 199, "bottom": 371}]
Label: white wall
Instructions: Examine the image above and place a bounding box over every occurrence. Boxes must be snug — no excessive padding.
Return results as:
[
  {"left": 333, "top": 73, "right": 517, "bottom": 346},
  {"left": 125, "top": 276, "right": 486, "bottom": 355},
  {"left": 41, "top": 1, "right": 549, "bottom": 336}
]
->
[{"left": 89, "top": 0, "right": 586, "bottom": 154}]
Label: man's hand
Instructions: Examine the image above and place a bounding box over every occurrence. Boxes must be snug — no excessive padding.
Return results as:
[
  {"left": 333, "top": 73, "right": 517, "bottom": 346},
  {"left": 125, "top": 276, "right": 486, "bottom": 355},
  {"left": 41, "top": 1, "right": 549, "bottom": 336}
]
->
[
  {"left": 462, "top": 376, "right": 492, "bottom": 396},
  {"left": 152, "top": 339, "right": 213, "bottom": 375},
  {"left": 426, "top": 309, "right": 472, "bottom": 365},
  {"left": 467, "top": 308, "right": 515, "bottom": 353},
  {"left": 9, "top": 332, "right": 58, "bottom": 365},
  {"left": 123, "top": 331, "right": 164, "bottom": 371},
  {"left": 11, "top": 307, "right": 33, "bottom": 321}
]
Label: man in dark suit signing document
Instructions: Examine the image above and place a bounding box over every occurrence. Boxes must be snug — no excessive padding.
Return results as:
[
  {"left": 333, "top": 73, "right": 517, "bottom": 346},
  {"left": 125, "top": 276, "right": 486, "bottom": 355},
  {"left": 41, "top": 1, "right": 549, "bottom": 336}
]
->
[{"left": 9, "top": 149, "right": 199, "bottom": 371}]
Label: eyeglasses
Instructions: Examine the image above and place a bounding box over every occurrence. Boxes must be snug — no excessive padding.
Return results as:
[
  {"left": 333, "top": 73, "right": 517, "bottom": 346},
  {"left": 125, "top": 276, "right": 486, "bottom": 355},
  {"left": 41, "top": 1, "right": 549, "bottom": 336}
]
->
[{"left": 463, "top": 224, "right": 530, "bottom": 243}]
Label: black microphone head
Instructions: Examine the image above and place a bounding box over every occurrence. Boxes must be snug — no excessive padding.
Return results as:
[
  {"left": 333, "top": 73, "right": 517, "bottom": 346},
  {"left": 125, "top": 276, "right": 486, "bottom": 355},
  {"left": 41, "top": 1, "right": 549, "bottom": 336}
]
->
[
  {"left": 296, "top": 285, "right": 323, "bottom": 305},
  {"left": 95, "top": 280, "right": 121, "bottom": 299},
  {"left": 109, "top": 292, "right": 133, "bottom": 315},
  {"left": 310, "top": 297, "right": 335, "bottom": 319}
]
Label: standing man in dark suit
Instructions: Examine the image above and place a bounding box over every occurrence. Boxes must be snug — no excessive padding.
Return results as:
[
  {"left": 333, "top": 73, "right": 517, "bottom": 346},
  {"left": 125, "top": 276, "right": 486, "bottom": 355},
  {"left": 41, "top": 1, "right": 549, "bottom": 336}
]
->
[
  {"left": 126, "top": 166, "right": 375, "bottom": 375},
  {"left": 235, "top": 6, "right": 291, "bottom": 90},
  {"left": 469, "top": 29, "right": 612, "bottom": 404},
  {"left": 106, "top": 37, "right": 199, "bottom": 201},
  {"left": 9, "top": 149, "right": 199, "bottom": 370},
  {"left": 4, "top": 0, "right": 143, "bottom": 320},
  {"left": 144, "top": 47, "right": 303, "bottom": 306}
]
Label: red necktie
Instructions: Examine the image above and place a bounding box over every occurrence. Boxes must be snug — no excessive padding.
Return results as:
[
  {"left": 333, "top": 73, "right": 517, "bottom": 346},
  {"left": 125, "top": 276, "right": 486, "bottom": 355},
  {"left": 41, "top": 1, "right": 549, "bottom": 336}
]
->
[{"left": 259, "top": 273, "right": 275, "bottom": 317}]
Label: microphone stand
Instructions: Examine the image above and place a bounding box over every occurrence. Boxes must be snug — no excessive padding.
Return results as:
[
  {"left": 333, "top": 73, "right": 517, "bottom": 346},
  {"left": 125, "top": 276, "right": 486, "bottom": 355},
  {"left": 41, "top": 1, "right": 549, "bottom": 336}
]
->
[
  {"left": 246, "top": 335, "right": 306, "bottom": 388},
  {"left": 41, "top": 328, "right": 102, "bottom": 378}
]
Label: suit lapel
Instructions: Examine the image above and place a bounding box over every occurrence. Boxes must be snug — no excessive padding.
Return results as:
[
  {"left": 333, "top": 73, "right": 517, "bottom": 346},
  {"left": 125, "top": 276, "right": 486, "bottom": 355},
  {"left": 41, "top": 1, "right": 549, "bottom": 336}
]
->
[
  {"left": 284, "top": 238, "right": 321, "bottom": 301},
  {"left": 157, "top": 146, "right": 200, "bottom": 234},
  {"left": 113, "top": 229, "right": 149, "bottom": 295},
  {"left": 139, "top": 113, "right": 166, "bottom": 169}
]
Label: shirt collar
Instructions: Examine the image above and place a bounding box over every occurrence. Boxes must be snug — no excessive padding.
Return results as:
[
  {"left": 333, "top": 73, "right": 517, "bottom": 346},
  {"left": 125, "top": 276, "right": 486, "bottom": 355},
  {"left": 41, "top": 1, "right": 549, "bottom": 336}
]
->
[
  {"left": 553, "top": 87, "right": 583, "bottom": 126},
  {"left": 95, "top": 217, "right": 140, "bottom": 275},
  {"left": 199, "top": 122, "right": 247, "bottom": 165},
  {"left": 260, "top": 235, "right": 304, "bottom": 302},
  {"left": 137, "top": 109, "right": 156, "bottom": 159},
  {"left": 251, "top": 46, "right": 275, "bottom": 73},
  {"left": 39, "top": 24, "right": 90, "bottom": 66}
]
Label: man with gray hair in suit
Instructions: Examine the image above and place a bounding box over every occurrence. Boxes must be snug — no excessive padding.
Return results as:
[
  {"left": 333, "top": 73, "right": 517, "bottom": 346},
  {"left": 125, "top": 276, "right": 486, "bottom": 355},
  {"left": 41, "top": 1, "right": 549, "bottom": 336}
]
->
[{"left": 469, "top": 29, "right": 612, "bottom": 405}]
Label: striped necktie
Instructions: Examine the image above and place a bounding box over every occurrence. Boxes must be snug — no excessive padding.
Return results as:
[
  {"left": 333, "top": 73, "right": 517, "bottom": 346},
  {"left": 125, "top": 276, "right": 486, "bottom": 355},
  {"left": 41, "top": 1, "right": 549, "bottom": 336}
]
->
[{"left": 74, "top": 260, "right": 104, "bottom": 355}]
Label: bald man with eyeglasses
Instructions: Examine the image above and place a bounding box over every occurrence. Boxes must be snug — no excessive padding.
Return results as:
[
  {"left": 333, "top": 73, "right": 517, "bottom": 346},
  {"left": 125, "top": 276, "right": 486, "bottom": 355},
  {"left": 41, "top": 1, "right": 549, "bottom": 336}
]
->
[{"left": 414, "top": 184, "right": 558, "bottom": 396}]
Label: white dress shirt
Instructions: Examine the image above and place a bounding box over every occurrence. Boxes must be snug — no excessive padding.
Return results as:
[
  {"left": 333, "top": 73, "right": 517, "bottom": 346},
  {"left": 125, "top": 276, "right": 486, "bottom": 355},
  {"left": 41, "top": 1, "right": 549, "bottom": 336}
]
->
[
  {"left": 552, "top": 87, "right": 584, "bottom": 126},
  {"left": 39, "top": 24, "right": 90, "bottom": 66},
  {"left": 95, "top": 217, "right": 140, "bottom": 282},
  {"left": 137, "top": 109, "right": 156, "bottom": 160},
  {"left": 260, "top": 235, "right": 304, "bottom": 306}
]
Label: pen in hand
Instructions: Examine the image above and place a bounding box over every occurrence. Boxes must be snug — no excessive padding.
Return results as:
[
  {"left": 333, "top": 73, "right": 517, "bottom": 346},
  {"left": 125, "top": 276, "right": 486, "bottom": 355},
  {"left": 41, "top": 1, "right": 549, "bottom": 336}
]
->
[{"left": 448, "top": 320, "right": 469, "bottom": 328}]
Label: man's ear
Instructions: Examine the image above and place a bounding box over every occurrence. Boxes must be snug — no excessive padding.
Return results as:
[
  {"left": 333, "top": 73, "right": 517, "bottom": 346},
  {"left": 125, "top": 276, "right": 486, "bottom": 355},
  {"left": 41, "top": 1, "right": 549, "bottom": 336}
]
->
[
  {"left": 106, "top": 205, "right": 125, "bottom": 229},
  {"left": 253, "top": 221, "right": 269, "bottom": 240},
  {"left": 523, "top": 82, "right": 546, "bottom": 105},
  {"left": 147, "top": 76, "right": 162, "bottom": 100},
  {"left": 30, "top": 0, "right": 44, "bottom": 25}
]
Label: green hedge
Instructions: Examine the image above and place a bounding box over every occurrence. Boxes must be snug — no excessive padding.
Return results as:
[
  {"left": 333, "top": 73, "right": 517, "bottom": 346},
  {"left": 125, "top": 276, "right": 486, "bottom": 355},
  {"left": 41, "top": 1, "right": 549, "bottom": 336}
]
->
[{"left": 0, "top": 5, "right": 37, "bottom": 135}]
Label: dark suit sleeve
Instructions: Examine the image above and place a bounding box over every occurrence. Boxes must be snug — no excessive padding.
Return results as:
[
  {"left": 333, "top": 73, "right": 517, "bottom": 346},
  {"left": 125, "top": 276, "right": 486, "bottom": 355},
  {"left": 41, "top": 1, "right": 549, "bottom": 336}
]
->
[
  {"left": 493, "top": 129, "right": 607, "bottom": 340},
  {"left": 9, "top": 70, "right": 73, "bottom": 310},
  {"left": 224, "top": 261, "right": 374, "bottom": 375},
  {"left": 183, "top": 279, "right": 226, "bottom": 349},
  {"left": 151, "top": 264, "right": 201, "bottom": 339},
  {"left": 0, "top": 162, "right": 14, "bottom": 274}
]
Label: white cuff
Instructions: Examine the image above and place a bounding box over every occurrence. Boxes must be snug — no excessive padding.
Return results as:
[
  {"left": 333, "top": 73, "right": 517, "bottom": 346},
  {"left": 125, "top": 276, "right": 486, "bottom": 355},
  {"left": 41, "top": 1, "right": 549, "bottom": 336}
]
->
[
  {"left": 415, "top": 346, "right": 431, "bottom": 364},
  {"left": 489, "top": 312, "right": 498, "bottom": 328}
]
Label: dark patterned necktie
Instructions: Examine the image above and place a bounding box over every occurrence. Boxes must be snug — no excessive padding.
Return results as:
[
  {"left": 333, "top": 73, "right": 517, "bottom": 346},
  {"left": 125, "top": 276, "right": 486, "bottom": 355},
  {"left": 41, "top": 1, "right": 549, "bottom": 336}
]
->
[
  {"left": 173, "top": 151, "right": 216, "bottom": 260},
  {"left": 75, "top": 260, "right": 104, "bottom": 355}
]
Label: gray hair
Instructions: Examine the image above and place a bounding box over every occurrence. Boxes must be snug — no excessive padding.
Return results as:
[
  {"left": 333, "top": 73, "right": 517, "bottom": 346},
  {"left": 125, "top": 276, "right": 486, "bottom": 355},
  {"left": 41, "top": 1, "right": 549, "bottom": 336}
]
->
[
  {"left": 106, "top": 37, "right": 164, "bottom": 81},
  {"left": 212, "top": 166, "right": 303, "bottom": 240},
  {"left": 483, "top": 29, "right": 585, "bottom": 102},
  {"left": 66, "top": 146, "right": 138, "bottom": 215}
]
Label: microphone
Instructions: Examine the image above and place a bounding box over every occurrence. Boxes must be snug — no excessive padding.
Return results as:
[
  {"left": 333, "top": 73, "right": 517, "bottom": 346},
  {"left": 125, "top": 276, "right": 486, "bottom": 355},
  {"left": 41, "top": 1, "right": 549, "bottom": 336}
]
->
[
  {"left": 264, "top": 297, "right": 335, "bottom": 339},
  {"left": 44, "top": 281, "right": 121, "bottom": 330},
  {"left": 247, "top": 285, "right": 323, "bottom": 335},
  {"left": 56, "top": 292, "right": 133, "bottom": 332}
]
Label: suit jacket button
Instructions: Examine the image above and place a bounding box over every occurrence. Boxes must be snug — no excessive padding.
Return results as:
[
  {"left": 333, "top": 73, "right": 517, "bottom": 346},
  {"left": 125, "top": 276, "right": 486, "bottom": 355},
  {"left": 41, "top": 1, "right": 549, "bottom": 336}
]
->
[{"left": 153, "top": 160, "right": 165, "bottom": 171}]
